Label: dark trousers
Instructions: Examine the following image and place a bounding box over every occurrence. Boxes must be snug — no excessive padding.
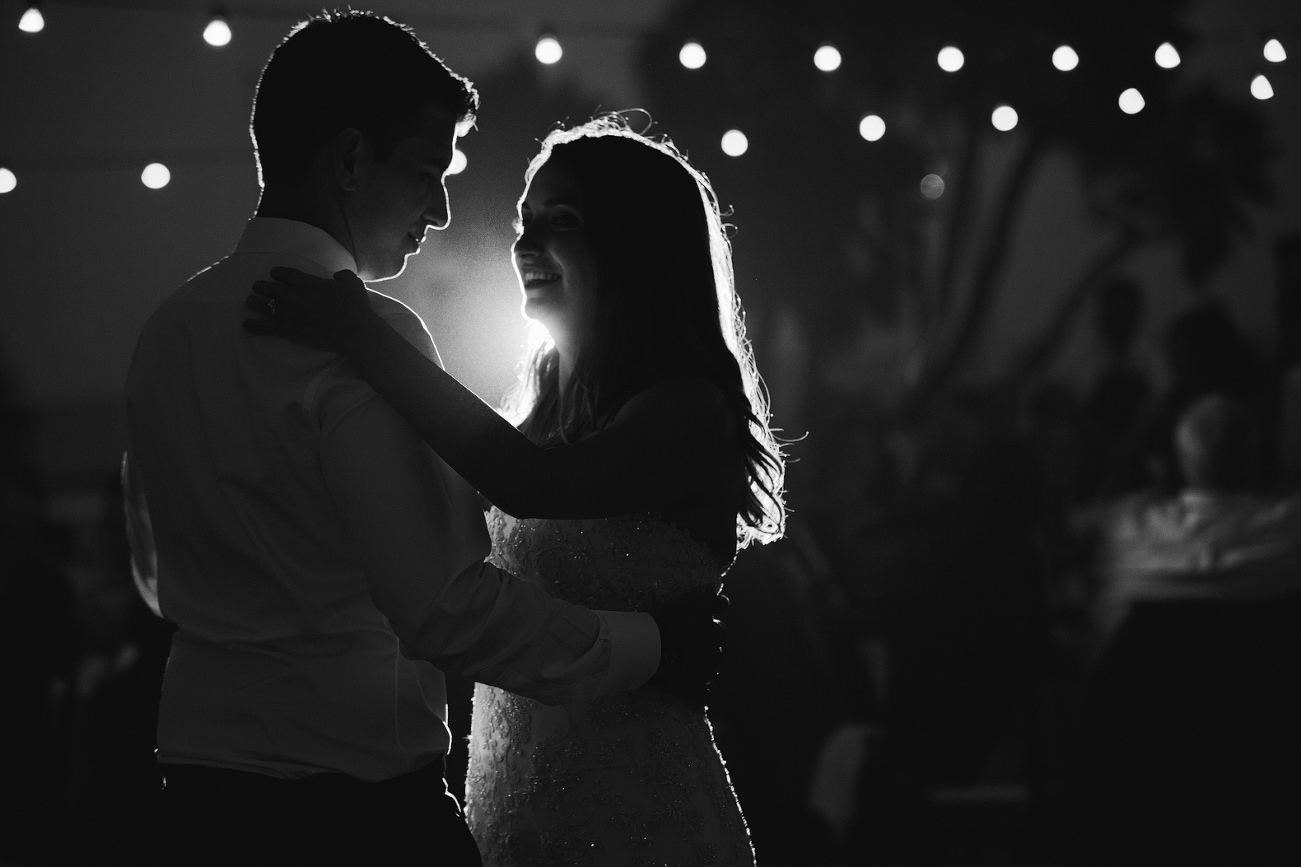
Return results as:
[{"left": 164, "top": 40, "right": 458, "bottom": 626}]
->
[{"left": 158, "top": 756, "right": 483, "bottom": 865}]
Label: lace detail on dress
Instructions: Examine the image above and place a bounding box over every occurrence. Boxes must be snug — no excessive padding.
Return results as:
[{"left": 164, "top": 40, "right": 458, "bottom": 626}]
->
[{"left": 465, "top": 511, "right": 754, "bottom": 867}]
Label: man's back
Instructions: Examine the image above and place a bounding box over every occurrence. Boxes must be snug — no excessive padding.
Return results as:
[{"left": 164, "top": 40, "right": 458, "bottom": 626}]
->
[{"left": 125, "top": 218, "right": 481, "bottom": 780}]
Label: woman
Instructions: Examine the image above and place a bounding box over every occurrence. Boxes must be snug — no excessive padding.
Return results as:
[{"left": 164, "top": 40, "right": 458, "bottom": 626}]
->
[{"left": 250, "top": 116, "right": 783, "bottom": 865}]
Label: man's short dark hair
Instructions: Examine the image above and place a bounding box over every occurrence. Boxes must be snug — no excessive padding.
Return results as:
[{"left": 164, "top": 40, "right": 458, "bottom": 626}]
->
[{"left": 251, "top": 10, "right": 477, "bottom": 190}]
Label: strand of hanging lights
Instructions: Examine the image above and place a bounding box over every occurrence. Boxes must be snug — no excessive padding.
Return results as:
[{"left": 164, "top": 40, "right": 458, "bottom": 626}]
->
[{"left": 2, "top": 5, "right": 1291, "bottom": 193}]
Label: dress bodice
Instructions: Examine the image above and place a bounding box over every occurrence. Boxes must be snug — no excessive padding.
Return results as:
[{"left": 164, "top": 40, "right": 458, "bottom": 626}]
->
[
  {"left": 465, "top": 509, "right": 753, "bottom": 867},
  {"left": 484, "top": 509, "right": 726, "bottom": 610}
]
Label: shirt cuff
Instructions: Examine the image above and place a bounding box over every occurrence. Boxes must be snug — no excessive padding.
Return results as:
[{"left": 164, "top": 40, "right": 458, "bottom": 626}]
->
[{"left": 595, "top": 610, "right": 660, "bottom": 694}]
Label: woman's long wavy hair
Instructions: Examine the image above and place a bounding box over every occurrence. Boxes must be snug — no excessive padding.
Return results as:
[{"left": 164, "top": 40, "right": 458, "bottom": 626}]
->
[{"left": 502, "top": 115, "right": 785, "bottom": 547}]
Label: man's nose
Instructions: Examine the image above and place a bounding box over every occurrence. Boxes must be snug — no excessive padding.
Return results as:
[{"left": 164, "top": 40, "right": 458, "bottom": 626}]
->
[{"left": 425, "top": 186, "right": 450, "bottom": 230}]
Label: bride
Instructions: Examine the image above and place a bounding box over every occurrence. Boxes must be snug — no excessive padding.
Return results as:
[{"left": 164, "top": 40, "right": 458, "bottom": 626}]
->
[{"left": 249, "top": 115, "right": 784, "bottom": 865}]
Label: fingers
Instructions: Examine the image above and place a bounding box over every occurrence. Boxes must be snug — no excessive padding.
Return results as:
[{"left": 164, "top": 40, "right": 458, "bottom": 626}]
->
[
  {"left": 252, "top": 279, "right": 306, "bottom": 302},
  {"left": 330, "top": 269, "right": 366, "bottom": 289},
  {"left": 245, "top": 293, "right": 276, "bottom": 316}
]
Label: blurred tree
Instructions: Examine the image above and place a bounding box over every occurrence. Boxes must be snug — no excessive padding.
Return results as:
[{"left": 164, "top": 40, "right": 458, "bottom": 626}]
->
[{"left": 636, "top": 0, "right": 1274, "bottom": 416}]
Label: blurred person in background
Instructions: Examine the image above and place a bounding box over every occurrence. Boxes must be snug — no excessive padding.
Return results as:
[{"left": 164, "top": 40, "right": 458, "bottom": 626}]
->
[{"left": 1079, "top": 393, "right": 1301, "bottom": 864}]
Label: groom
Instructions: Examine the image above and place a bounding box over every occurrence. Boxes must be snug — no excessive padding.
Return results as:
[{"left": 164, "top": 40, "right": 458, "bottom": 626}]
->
[{"left": 123, "top": 11, "right": 722, "bottom": 865}]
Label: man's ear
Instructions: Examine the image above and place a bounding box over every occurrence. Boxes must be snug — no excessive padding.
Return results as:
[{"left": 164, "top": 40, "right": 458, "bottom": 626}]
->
[{"left": 330, "top": 127, "right": 366, "bottom": 192}]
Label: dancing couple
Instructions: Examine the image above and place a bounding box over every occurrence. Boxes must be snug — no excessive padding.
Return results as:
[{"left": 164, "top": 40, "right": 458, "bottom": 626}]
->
[{"left": 124, "top": 10, "right": 784, "bottom": 866}]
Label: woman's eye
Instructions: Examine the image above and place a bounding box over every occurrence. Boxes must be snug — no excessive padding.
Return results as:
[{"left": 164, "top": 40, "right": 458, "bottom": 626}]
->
[{"left": 550, "top": 210, "right": 582, "bottom": 229}]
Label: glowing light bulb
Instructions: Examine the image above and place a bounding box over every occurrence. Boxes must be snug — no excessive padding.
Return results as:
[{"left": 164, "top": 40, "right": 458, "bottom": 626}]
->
[
  {"left": 203, "top": 16, "right": 231, "bottom": 47},
  {"left": 721, "top": 130, "right": 748, "bottom": 157},
  {"left": 19, "top": 6, "right": 44, "bottom": 33},
  {"left": 448, "top": 148, "right": 467, "bottom": 175},
  {"left": 937, "top": 45, "right": 964, "bottom": 73},
  {"left": 141, "top": 163, "right": 171, "bottom": 189},
  {"left": 1251, "top": 74, "right": 1274, "bottom": 100},
  {"left": 920, "top": 174, "right": 945, "bottom": 199},
  {"left": 859, "top": 114, "right": 886, "bottom": 142},
  {"left": 0, "top": 168, "right": 15, "bottom": 194},
  {"left": 1155, "top": 42, "right": 1181, "bottom": 69},
  {"left": 814, "top": 44, "right": 842, "bottom": 72},
  {"left": 535, "top": 35, "right": 562, "bottom": 65},
  {"left": 679, "top": 40, "right": 706, "bottom": 69},
  {"left": 991, "top": 104, "right": 1018, "bottom": 131},
  {"left": 1263, "top": 38, "right": 1286, "bottom": 63},
  {"left": 1118, "top": 88, "right": 1145, "bottom": 114},
  {"left": 1052, "top": 45, "right": 1079, "bottom": 72}
]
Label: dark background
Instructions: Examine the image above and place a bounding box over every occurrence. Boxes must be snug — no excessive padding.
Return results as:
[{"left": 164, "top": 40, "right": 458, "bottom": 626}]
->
[{"left": 2, "top": 0, "right": 1299, "bottom": 863}]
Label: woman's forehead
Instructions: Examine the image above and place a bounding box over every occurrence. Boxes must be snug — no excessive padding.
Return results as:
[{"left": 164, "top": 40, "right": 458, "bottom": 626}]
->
[{"left": 523, "top": 159, "right": 583, "bottom": 208}]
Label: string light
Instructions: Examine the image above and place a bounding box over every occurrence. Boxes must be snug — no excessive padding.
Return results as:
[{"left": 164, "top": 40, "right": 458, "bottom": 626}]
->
[
  {"left": 1052, "top": 45, "right": 1079, "bottom": 72},
  {"left": 937, "top": 45, "right": 964, "bottom": 72},
  {"left": 535, "top": 34, "right": 562, "bottom": 65},
  {"left": 679, "top": 40, "right": 706, "bottom": 70},
  {"left": 920, "top": 174, "right": 945, "bottom": 199},
  {"left": 1263, "top": 38, "right": 1286, "bottom": 63},
  {"left": 814, "top": 43, "right": 842, "bottom": 72},
  {"left": 859, "top": 114, "right": 886, "bottom": 142},
  {"left": 0, "top": 168, "right": 16, "bottom": 194},
  {"left": 141, "top": 162, "right": 170, "bottom": 189},
  {"left": 1250, "top": 73, "right": 1274, "bottom": 100},
  {"left": 448, "top": 147, "right": 467, "bottom": 175},
  {"left": 1118, "top": 87, "right": 1145, "bottom": 114},
  {"left": 19, "top": 5, "right": 44, "bottom": 33},
  {"left": 721, "top": 129, "right": 748, "bottom": 157},
  {"left": 991, "top": 104, "right": 1018, "bottom": 131},
  {"left": 203, "top": 12, "right": 231, "bottom": 47},
  {"left": 1154, "top": 42, "right": 1181, "bottom": 69}
]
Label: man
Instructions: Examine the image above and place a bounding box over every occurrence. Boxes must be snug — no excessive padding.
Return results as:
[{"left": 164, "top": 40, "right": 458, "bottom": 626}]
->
[
  {"left": 1081, "top": 394, "right": 1301, "bottom": 863},
  {"left": 123, "top": 12, "right": 721, "bottom": 864}
]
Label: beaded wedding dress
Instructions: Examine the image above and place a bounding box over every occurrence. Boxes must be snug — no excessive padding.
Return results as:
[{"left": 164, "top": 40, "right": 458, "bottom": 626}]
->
[{"left": 464, "top": 509, "right": 755, "bottom": 867}]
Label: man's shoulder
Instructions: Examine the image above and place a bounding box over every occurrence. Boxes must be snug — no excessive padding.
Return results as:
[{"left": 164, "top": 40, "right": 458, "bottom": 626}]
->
[{"left": 367, "top": 291, "right": 439, "bottom": 363}]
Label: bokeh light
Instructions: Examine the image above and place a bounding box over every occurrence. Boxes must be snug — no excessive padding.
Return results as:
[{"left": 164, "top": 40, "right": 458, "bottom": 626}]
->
[
  {"left": 1118, "top": 88, "right": 1145, "bottom": 114},
  {"left": 721, "top": 129, "right": 748, "bottom": 157},
  {"left": 1251, "top": 74, "right": 1274, "bottom": 100},
  {"left": 859, "top": 114, "right": 886, "bottom": 142},
  {"left": 19, "top": 6, "right": 43, "bottom": 33},
  {"left": 0, "top": 168, "right": 15, "bottom": 194},
  {"left": 535, "top": 35, "right": 562, "bottom": 65},
  {"left": 1263, "top": 38, "right": 1287, "bottom": 63},
  {"left": 679, "top": 40, "right": 706, "bottom": 69},
  {"left": 814, "top": 44, "right": 842, "bottom": 72},
  {"left": 920, "top": 174, "right": 945, "bottom": 199},
  {"left": 448, "top": 148, "right": 467, "bottom": 175},
  {"left": 991, "top": 104, "right": 1018, "bottom": 131},
  {"left": 1155, "top": 42, "right": 1181, "bottom": 69},
  {"left": 1052, "top": 45, "right": 1079, "bottom": 72},
  {"left": 141, "top": 162, "right": 171, "bottom": 189},
  {"left": 203, "top": 16, "right": 231, "bottom": 47},
  {"left": 937, "top": 45, "right": 964, "bottom": 72}
]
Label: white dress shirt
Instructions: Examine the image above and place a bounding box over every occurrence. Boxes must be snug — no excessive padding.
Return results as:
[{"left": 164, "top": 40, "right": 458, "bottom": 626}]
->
[{"left": 123, "top": 217, "right": 658, "bottom": 781}]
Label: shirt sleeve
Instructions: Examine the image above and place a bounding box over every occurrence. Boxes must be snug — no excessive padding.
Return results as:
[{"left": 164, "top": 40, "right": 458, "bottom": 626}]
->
[
  {"left": 316, "top": 306, "right": 659, "bottom": 704},
  {"left": 121, "top": 450, "right": 163, "bottom": 619}
]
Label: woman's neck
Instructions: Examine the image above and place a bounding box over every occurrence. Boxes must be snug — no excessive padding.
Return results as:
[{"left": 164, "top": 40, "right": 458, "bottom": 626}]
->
[{"left": 556, "top": 347, "right": 575, "bottom": 391}]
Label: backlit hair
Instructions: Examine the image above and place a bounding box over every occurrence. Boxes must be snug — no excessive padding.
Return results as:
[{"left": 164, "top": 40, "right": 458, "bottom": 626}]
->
[
  {"left": 504, "top": 115, "right": 785, "bottom": 547},
  {"left": 251, "top": 10, "right": 477, "bottom": 190}
]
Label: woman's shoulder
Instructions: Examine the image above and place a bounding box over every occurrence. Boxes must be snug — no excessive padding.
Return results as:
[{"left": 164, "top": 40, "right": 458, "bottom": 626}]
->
[{"left": 619, "top": 374, "right": 733, "bottom": 421}]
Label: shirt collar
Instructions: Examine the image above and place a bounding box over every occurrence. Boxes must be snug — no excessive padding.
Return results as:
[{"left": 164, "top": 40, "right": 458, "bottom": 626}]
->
[{"left": 235, "top": 217, "right": 358, "bottom": 276}]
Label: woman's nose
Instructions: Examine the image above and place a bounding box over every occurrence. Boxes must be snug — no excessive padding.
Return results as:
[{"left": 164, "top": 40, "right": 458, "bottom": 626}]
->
[{"left": 513, "top": 226, "right": 540, "bottom": 258}]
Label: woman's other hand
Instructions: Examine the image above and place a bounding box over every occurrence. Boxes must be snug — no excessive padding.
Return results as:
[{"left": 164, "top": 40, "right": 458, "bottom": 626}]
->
[{"left": 244, "top": 267, "right": 376, "bottom": 352}]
